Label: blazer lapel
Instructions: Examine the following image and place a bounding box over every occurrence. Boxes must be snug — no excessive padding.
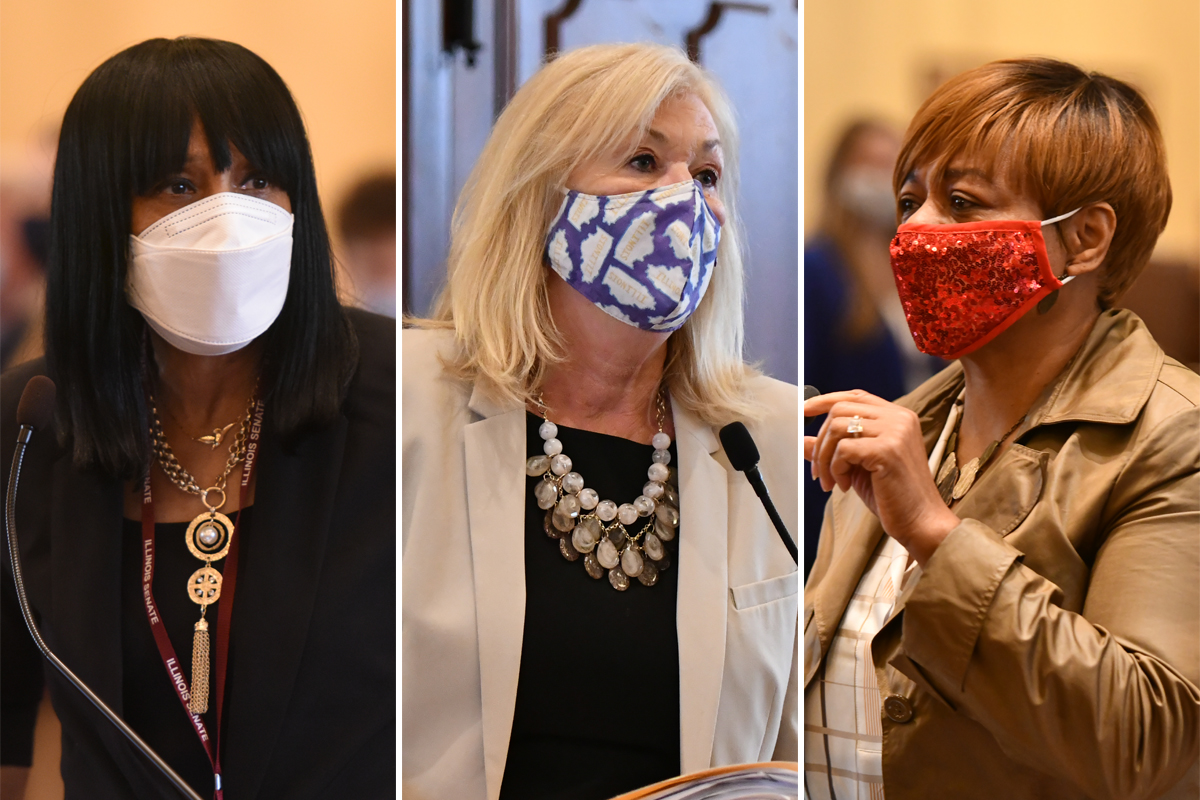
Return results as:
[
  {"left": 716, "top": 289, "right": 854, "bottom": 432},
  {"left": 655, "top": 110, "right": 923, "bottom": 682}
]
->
[
  {"left": 463, "top": 387, "right": 526, "bottom": 800},
  {"left": 47, "top": 456, "right": 178, "bottom": 794},
  {"left": 673, "top": 401, "right": 729, "bottom": 772},
  {"left": 225, "top": 415, "right": 348, "bottom": 799},
  {"left": 50, "top": 455, "right": 123, "bottom": 709}
]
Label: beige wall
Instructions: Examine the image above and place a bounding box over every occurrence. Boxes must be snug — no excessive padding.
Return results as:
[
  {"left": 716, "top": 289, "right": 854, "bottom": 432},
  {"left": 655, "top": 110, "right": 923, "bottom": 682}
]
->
[
  {"left": 0, "top": 0, "right": 396, "bottom": 247},
  {"left": 804, "top": 0, "right": 1200, "bottom": 263}
]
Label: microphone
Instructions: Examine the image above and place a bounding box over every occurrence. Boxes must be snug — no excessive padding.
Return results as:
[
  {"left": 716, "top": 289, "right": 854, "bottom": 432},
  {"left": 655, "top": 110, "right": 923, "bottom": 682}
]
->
[
  {"left": 803, "top": 384, "right": 821, "bottom": 417},
  {"left": 718, "top": 422, "right": 798, "bottom": 564},
  {"left": 6, "top": 377, "right": 204, "bottom": 800}
]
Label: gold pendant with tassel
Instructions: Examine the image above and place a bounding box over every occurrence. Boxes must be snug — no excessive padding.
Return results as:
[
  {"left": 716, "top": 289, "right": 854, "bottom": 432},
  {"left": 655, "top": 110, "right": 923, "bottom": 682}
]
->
[
  {"left": 189, "top": 616, "right": 211, "bottom": 714},
  {"left": 185, "top": 563, "right": 221, "bottom": 715}
]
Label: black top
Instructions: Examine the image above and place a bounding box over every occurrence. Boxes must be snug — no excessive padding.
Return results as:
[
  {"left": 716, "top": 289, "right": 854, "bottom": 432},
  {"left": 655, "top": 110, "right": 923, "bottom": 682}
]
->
[
  {"left": 120, "top": 508, "right": 253, "bottom": 799},
  {"left": 499, "top": 413, "right": 681, "bottom": 800}
]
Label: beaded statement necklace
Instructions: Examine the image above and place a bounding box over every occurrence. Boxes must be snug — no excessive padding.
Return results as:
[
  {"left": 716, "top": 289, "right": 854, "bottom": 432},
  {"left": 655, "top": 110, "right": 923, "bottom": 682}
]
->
[{"left": 526, "top": 391, "right": 680, "bottom": 592}]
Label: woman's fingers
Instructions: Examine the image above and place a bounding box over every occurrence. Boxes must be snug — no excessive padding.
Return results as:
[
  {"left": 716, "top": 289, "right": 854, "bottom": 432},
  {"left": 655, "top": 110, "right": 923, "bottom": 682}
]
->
[
  {"left": 810, "top": 401, "right": 883, "bottom": 490},
  {"left": 806, "top": 393, "right": 926, "bottom": 498},
  {"left": 803, "top": 389, "right": 889, "bottom": 418},
  {"left": 804, "top": 390, "right": 959, "bottom": 557},
  {"left": 804, "top": 391, "right": 884, "bottom": 491}
]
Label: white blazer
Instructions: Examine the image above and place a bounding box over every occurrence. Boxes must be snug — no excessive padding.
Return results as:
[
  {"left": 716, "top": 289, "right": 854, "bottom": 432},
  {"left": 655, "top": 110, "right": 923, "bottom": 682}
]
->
[{"left": 401, "top": 328, "right": 798, "bottom": 800}]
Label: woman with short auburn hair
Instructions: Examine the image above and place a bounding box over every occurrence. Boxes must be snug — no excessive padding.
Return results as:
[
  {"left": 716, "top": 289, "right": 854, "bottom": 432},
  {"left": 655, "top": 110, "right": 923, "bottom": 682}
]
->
[
  {"left": 1, "top": 37, "right": 394, "bottom": 799},
  {"left": 804, "top": 57, "right": 1198, "bottom": 799},
  {"left": 404, "top": 42, "right": 798, "bottom": 800},
  {"left": 894, "top": 57, "right": 1171, "bottom": 307}
]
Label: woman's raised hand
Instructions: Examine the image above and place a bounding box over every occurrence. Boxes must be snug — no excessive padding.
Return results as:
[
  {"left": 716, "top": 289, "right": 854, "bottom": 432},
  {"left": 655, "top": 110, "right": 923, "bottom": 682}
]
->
[{"left": 804, "top": 390, "right": 959, "bottom": 565}]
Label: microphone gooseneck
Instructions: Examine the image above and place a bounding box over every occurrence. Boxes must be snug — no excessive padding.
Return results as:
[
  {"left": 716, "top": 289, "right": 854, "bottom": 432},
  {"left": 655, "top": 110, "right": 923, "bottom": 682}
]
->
[
  {"left": 718, "top": 422, "right": 798, "bottom": 564},
  {"left": 6, "top": 377, "right": 204, "bottom": 800},
  {"left": 803, "top": 384, "right": 821, "bottom": 417}
]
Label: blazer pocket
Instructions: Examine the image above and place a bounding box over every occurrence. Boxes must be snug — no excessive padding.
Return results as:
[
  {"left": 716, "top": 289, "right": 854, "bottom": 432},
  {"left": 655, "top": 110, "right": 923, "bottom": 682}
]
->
[{"left": 730, "top": 571, "right": 798, "bottom": 610}]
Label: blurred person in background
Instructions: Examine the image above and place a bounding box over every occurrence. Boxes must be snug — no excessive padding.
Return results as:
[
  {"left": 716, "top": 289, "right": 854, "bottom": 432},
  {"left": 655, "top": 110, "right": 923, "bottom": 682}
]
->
[
  {"left": 1, "top": 37, "right": 394, "bottom": 799},
  {"left": 804, "top": 57, "right": 1198, "bottom": 798},
  {"left": 803, "top": 120, "right": 940, "bottom": 577},
  {"left": 338, "top": 170, "right": 397, "bottom": 317},
  {"left": 0, "top": 163, "right": 52, "bottom": 370}
]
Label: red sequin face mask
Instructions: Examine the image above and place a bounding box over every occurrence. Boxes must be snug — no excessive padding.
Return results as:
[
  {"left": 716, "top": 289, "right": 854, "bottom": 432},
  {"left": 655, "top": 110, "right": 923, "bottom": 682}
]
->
[{"left": 888, "top": 208, "right": 1079, "bottom": 359}]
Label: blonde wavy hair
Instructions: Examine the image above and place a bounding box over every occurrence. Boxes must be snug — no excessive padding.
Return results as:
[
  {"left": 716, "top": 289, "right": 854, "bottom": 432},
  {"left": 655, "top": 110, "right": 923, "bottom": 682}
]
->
[{"left": 415, "top": 42, "right": 761, "bottom": 425}]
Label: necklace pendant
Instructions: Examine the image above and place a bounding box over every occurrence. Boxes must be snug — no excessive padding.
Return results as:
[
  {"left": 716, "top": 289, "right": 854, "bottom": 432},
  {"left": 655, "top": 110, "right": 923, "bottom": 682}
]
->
[
  {"left": 186, "top": 511, "right": 233, "bottom": 562},
  {"left": 979, "top": 440, "right": 999, "bottom": 467},
  {"left": 936, "top": 452, "right": 958, "bottom": 505},
  {"left": 638, "top": 560, "right": 659, "bottom": 586},
  {"left": 187, "top": 566, "right": 223, "bottom": 606},
  {"left": 559, "top": 537, "right": 581, "bottom": 562},
  {"left": 608, "top": 566, "right": 630, "bottom": 591},
  {"left": 952, "top": 457, "right": 980, "bottom": 500},
  {"left": 583, "top": 552, "right": 604, "bottom": 579},
  {"left": 195, "top": 422, "right": 235, "bottom": 449}
]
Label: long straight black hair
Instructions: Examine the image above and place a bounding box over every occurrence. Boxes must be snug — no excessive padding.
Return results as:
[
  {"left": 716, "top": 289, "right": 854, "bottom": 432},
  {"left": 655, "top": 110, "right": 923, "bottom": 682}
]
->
[{"left": 46, "top": 37, "right": 358, "bottom": 478}]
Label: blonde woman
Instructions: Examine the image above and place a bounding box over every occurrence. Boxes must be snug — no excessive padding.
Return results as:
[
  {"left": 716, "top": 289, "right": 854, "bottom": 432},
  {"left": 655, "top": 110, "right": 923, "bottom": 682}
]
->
[{"left": 403, "top": 43, "right": 798, "bottom": 800}]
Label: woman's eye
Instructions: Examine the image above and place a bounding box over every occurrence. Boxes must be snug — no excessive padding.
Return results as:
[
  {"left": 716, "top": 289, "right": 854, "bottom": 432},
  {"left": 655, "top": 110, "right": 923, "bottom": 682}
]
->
[
  {"left": 166, "top": 181, "right": 191, "bottom": 195},
  {"left": 629, "top": 153, "right": 656, "bottom": 172},
  {"left": 950, "top": 194, "right": 973, "bottom": 211},
  {"left": 898, "top": 197, "right": 919, "bottom": 217},
  {"left": 695, "top": 169, "right": 719, "bottom": 189},
  {"left": 243, "top": 175, "right": 270, "bottom": 191}
]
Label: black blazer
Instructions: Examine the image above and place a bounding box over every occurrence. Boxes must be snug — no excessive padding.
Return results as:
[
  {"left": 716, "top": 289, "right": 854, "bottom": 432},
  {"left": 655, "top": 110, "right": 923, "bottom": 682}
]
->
[{"left": 1, "top": 309, "right": 396, "bottom": 799}]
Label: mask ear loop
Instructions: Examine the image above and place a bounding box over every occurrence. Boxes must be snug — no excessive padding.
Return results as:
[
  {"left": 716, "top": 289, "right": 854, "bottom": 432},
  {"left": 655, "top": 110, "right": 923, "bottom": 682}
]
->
[{"left": 1037, "top": 207, "right": 1082, "bottom": 314}]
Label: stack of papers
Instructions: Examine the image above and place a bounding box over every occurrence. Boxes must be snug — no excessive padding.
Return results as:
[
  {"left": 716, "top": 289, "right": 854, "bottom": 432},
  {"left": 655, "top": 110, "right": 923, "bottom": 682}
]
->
[{"left": 610, "top": 762, "right": 798, "bottom": 800}]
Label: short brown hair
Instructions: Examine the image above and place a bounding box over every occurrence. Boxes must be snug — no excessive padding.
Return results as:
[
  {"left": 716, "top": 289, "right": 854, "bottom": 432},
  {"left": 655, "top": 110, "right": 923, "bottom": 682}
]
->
[{"left": 895, "top": 57, "right": 1171, "bottom": 308}]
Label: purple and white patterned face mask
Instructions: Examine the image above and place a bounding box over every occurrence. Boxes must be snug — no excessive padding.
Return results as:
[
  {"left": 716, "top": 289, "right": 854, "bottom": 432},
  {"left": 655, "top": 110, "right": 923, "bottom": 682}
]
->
[{"left": 544, "top": 178, "right": 720, "bottom": 332}]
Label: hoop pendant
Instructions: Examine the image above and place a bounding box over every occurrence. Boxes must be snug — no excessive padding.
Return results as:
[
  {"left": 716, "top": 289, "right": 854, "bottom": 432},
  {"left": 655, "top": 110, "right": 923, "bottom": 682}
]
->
[
  {"left": 186, "top": 511, "right": 233, "bottom": 562},
  {"left": 187, "top": 566, "right": 223, "bottom": 606},
  {"left": 200, "top": 486, "right": 227, "bottom": 513}
]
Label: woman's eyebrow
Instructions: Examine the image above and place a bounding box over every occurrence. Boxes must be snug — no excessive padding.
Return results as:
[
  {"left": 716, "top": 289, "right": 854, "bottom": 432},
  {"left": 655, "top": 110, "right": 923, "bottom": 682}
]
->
[
  {"left": 943, "top": 167, "right": 990, "bottom": 181},
  {"left": 644, "top": 128, "right": 722, "bottom": 155}
]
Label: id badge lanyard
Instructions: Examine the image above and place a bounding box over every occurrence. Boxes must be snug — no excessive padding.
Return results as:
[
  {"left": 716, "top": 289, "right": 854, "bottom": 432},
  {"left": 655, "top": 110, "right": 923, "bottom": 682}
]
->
[{"left": 140, "top": 399, "right": 264, "bottom": 799}]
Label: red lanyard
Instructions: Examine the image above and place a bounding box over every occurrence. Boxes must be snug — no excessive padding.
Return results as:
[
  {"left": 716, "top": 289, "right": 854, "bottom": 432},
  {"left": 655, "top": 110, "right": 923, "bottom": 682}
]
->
[{"left": 140, "top": 400, "right": 263, "bottom": 799}]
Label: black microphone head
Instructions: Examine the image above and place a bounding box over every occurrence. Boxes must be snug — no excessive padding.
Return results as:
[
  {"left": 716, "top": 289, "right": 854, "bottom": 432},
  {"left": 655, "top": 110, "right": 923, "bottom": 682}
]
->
[
  {"left": 718, "top": 421, "right": 760, "bottom": 473},
  {"left": 803, "top": 384, "right": 820, "bottom": 401},
  {"left": 16, "top": 376, "right": 56, "bottom": 430}
]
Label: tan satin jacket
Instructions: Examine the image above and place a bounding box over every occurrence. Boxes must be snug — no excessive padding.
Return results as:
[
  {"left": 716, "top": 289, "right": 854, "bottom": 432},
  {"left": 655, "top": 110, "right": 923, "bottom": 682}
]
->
[{"left": 804, "top": 309, "right": 1200, "bottom": 799}]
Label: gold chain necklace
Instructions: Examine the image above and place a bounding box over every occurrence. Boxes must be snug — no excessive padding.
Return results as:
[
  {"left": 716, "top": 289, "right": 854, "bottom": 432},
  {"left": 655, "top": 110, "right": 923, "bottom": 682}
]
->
[{"left": 147, "top": 391, "right": 255, "bottom": 713}]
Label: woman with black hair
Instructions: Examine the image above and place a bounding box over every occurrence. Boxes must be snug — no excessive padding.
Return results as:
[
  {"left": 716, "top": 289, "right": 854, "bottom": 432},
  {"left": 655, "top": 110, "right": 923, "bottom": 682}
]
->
[{"left": 1, "top": 38, "right": 395, "bottom": 799}]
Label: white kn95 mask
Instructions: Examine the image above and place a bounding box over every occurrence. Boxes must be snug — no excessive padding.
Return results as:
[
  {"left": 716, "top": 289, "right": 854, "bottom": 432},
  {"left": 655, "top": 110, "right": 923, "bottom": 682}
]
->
[{"left": 127, "top": 192, "right": 294, "bottom": 356}]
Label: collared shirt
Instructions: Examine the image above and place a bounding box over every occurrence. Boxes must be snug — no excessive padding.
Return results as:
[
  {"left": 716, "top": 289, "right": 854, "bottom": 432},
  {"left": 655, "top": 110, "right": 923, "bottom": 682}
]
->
[{"left": 803, "top": 533, "right": 907, "bottom": 799}]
